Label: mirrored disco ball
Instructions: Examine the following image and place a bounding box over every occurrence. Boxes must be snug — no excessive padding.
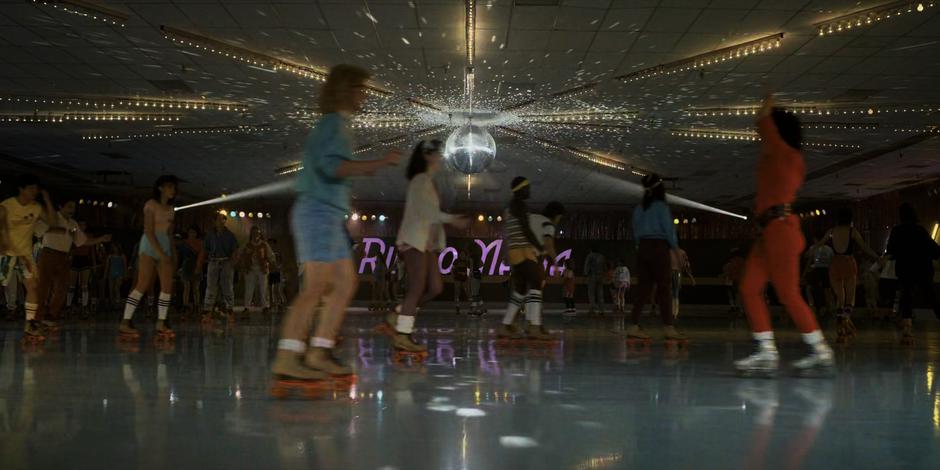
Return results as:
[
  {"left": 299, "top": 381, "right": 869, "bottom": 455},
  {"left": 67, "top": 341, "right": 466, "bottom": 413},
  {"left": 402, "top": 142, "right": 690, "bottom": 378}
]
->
[{"left": 444, "top": 124, "right": 497, "bottom": 175}]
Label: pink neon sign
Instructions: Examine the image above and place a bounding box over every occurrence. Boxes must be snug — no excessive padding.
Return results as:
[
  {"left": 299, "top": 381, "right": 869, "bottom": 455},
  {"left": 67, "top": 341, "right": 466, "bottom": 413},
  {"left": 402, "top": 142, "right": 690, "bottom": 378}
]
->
[{"left": 358, "top": 237, "right": 572, "bottom": 277}]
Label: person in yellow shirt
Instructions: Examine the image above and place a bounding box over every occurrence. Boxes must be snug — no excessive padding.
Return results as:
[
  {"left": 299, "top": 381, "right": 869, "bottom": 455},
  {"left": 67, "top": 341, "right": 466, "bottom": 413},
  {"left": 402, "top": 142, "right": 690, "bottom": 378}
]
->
[{"left": 0, "top": 174, "right": 57, "bottom": 341}]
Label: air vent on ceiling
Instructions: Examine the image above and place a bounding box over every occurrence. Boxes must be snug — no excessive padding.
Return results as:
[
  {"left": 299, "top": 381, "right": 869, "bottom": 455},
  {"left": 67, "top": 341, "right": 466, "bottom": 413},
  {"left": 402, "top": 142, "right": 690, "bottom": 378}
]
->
[
  {"left": 148, "top": 79, "right": 195, "bottom": 94},
  {"left": 100, "top": 152, "right": 131, "bottom": 160},
  {"left": 830, "top": 89, "right": 882, "bottom": 102}
]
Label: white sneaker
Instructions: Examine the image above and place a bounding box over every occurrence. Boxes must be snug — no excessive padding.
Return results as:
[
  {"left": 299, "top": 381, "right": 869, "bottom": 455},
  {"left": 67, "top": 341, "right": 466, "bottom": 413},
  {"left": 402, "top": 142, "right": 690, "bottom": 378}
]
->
[{"left": 734, "top": 349, "right": 779, "bottom": 373}]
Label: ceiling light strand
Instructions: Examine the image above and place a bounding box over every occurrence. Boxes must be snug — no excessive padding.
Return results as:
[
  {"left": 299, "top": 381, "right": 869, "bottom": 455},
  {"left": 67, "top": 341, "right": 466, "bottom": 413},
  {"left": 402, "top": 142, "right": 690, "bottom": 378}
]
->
[
  {"left": 616, "top": 33, "right": 784, "bottom": 83},
  {"left": 81, "top": 124, "right": 273, "bottom": 141},
  {"left": 685, "top": 104, "right": 939, "bottom": 117},
  {"left": 0, "top": 94, "right": 248, "bottom": 113},
  {"left": 496, "top": 126, "right": 633, "bottom": 172},
  {"left": 160, "top": 25, "right": 391, "bottom": 97},
  {"left": 671, "top": 128, "right": 863, "bottom": 149},
  {"left": 31, "top": 0, "right": 128, "bottom": 27},
  {"left": 0, "top": 112, "right": 182, "bottom": 123},
  {"left": 816, "top": 1, "right": 935, "bottom": 36}
]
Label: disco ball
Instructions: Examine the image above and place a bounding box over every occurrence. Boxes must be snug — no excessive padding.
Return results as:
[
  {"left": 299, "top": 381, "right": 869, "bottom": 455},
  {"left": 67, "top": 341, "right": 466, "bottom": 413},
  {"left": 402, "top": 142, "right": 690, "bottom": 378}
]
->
[{"left": 444, "top": 124, "right": 497, "bottom": 175}]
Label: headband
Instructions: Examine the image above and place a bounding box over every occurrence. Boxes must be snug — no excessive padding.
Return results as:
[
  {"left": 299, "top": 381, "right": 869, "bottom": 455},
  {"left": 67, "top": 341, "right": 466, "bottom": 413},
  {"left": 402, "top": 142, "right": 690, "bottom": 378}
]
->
[{"left": 512, "top": 179, "right": 530, "bottom": 192}]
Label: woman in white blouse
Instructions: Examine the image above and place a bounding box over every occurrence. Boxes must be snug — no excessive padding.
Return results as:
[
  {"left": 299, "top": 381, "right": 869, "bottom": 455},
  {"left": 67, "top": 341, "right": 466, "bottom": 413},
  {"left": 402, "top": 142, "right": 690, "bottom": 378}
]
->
[{"left": 389, "top": 140, "right": 467, "bottom": 354}]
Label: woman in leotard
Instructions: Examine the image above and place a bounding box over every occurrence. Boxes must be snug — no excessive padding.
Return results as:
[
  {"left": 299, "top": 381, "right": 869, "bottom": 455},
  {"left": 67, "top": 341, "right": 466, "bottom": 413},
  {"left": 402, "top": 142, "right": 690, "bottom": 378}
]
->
[
  {"left": 119, "top": 175, "right": 179, "bottom": 338},
  {"left": 811, "top": 207, "right": 878, "bottom": 341}
]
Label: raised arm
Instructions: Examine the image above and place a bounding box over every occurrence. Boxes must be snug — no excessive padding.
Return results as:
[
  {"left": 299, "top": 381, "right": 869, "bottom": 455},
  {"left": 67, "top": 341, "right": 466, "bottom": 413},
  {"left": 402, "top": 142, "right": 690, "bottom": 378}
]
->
[
  {"left": 39, "top": 189, "right": 57, "bottom": 229},
  {"left": 334, "top": 150, "right": 401, "bottom": 178},
  {"left": 756, "top": 93, "right": 789, "bottom": 151}
]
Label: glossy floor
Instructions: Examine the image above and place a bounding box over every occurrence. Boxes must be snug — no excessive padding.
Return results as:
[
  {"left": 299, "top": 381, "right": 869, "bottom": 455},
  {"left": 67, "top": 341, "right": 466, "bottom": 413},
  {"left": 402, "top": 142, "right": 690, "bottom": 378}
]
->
[{"left": 1, "top": 311, "right": 939, "bottom": 469}]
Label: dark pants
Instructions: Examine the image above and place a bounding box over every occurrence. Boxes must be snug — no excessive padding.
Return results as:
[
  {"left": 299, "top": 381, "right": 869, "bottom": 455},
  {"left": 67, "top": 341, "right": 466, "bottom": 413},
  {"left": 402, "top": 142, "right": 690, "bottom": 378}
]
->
[
  {"left": 897, "top": 274, "right": 940, "bottom": 319},
  {"left": 511, "top": 260, "right": 543, "bottom": 295},
  {"left": 36, "top": 248, "right": 71, "bottom": 321},
  {"left": 631, "top": 239, "right": 673, "bottom": 326}
]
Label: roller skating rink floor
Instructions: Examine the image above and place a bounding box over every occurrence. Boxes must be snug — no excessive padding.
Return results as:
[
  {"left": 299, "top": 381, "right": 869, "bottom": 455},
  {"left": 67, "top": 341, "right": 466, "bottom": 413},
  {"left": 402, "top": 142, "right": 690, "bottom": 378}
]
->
[{"left": 1, "top": 305, "right": 938, "bottom": 469}]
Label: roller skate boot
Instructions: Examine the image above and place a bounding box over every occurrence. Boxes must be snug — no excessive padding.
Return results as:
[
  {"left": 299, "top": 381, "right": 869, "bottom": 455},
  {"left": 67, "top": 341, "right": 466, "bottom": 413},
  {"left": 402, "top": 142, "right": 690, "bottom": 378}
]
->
[
  {"left": 835, "top": 313, "right": 856, "bottom": 344},
  {"left": 734, "top": 348, "right": 779, "bottom": 378},
  {"left": 496, "top": 323, "right": 524, "bottom": 340},
  {"left": 22, "top": 320, "right": 46, "bottom": 346},
  {"left": 392, "top": 332, "right": 429, "bottom": 363},
  {"left": 792, "top": 344, "right": 835, "bottom": 377},
  {"left": 900, "top": 318, "right": 914, "bottom": 346},
  {"left": 374, "top": 311, "right": 397, "bottom": 335},
  {"left": 305, "top": 346, "right": 354, "bottom": 379},
  {"left": 41, "top": 320, "right": 61, "bottom": 335},
  {"left": 624, "top": 324, "right": 652, "bottom": 348},
  {"left": 525, "top": 324, "right": 556, "bottom": 342},
  {"left": 155, "top": 319, "right": 176, "bottom": 343},
  {"left": 270, "top": 351, "right": 331, "bottom": 399},
  {"left": 117, "top": 319, "right": 140, "bottom": 342},
  {"left": 663, "top": 325, "right": 689, "bottom": 348}
]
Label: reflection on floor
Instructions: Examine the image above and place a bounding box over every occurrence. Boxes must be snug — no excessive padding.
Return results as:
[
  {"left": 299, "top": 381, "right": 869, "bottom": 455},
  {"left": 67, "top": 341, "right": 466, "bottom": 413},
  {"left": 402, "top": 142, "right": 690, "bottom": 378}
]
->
[{"left": 0, "top": 311, "right": 938, "bottom": 469}]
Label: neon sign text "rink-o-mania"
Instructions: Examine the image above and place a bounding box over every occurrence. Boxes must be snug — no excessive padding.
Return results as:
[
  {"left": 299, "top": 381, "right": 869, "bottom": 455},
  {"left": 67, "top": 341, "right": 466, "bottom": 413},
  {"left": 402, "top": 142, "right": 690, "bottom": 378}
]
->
[{"left": 357, "top": 237, "right": 573, "bottom": 277}]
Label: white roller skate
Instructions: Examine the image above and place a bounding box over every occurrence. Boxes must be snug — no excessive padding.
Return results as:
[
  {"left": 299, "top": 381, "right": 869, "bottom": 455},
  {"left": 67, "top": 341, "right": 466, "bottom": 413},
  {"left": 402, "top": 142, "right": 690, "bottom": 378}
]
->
[
  {"left": 734, "top": 348, "right": 779, "bottom": 378},
  {"left": 791, "top": 346, "right": 834, "bottom": 377}
]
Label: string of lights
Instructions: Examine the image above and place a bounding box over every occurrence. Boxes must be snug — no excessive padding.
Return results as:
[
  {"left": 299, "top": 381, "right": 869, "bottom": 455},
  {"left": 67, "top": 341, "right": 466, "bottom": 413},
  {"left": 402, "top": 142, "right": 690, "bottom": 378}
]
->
[
  {"left": 0, "top": 94, "right": 248, "bottom": 113},
  {"left": 516, "top": 110, "right": 637, "bottom": 122},
  {"left": 350, "top": 119, "right": 418, "bottom": 129},
  {"left": 81, "top": 124, "right": 273, "bottom": 141},
  {"left": 815, "top": 1, "right": 934, "bottom": 37},
  {"left": 496, "top": 126, "right": 630, "bottom": 171},
  {"left": 216, "top": 209, "right": 272, "bottom": 219},
  {"left": 524, "top": 121, "right": 632, "bottom": 132},
  {"left": 615, "top": 33, "right": 784, "bottom": 82},
  {"left": 685, "top": 103, "right": 940, "bottom": 117},
  {"left": 500, "top": 82, "right": 599, "bottom": 112},
  {"left": 409, "top": 98, "right": 446, "bottom": 114},
  {"left": 670, "top": 128, "right": 863, "bottom": 149},
  {"left": 160, "top": 25, "right": 391, "bottom": 97},
  {"left": 0, "top": 112, "right": 182, "bottom": 123},
  {"left": 31, "top": 0, "right": 128, "bottom": 27},
  {"left": 78, "top": 199, "right": 118, "bottom": 208},
  {"left": 276, "top": 125, "right": 446, "bottom": 176},
  {"left": 801, "top": 121, "right": 879, "bottom": 130}
]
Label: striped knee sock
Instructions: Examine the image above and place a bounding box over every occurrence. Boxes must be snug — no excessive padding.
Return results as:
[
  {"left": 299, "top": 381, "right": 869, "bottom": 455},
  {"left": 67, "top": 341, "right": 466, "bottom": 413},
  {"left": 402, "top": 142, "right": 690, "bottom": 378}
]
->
[
  {"left": 157, "top": 293, "right": 172, "bottom": 320},
  {"left": 524, "top": 290, "right": 543, "bottom": 325},
  {"left": 25, "top": 302, "right": 38, "bottom": 321},
  {"left": 503, "top": 291, "right": 526, "bottom": 325},
  {"left": 123, "top": 290, "right": 143, "bottom": 320}
]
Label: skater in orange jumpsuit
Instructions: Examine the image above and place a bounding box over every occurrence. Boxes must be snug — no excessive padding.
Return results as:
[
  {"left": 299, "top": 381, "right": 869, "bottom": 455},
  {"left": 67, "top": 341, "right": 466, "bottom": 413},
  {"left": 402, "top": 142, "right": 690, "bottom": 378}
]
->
[{"left": 734, "top": 94, "right": 834, "bottom": 375}]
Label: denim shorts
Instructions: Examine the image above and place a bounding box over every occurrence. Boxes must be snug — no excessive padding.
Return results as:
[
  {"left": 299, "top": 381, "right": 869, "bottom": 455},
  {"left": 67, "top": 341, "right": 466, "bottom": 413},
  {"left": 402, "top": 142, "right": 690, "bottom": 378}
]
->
[
  {"left": 291, "top": 199, "right": 352, "bottom": 263},
  {"left": 139, "top": 232, "right": 172, "bottom": 261}
]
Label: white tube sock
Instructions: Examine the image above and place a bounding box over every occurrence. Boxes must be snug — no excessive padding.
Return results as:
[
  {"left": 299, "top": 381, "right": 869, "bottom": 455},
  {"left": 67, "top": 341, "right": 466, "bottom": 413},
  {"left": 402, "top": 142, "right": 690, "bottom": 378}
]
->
[
  {"left": 123, "top": 290, "right": 143, "bottom": 320},
  {"left": 396, "top": 314, "right": 416, "bottom": 334},
  {"left": 753, "top": 331, "right": 777, "bottom": 351},
  {"left": 278, "top": 339, "right": 305, "bottom": 353},
  {"left": 157, "top": 293, "right": 171, "bottom": 320},
  {"left": 524, "top": 290, "right": 543, "bottom": 325},
  {"left": 311, "top": 337, "right": 335, "bottom": 349},
  {"left": 503, "top": 291, "right": 525, "bottom": 325},
  {"left": 25, "top": 302, "right": 37, "bottom": 321}
]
